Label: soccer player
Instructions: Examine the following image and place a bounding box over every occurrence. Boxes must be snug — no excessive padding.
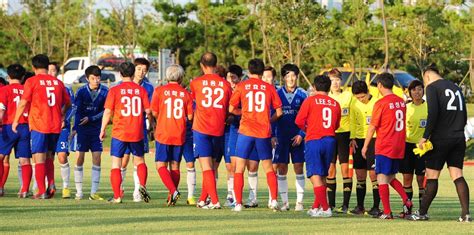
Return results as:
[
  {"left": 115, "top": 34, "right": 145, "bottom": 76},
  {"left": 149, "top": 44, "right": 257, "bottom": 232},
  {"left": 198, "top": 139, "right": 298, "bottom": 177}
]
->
[
  {"left": 400, "top": 80, "right": 426, "bottom": 207},
  {"left": 349, "top": 80, "right": 380, "bottom": 215},
  {"left": 408, "top": 66, "right": 471, "bottom": 222},
  {"left": 70, "top": 66, "right": 108, "bottom": 200},
  {"left": 151, "top": 64, "right": 193, "bottom": 206},
  {"left": 361, "top": 73, "right": 412, "bottom": 219},
  {"left": 229, "top": 58, "right": 283, "bottom": 212},
  {"left": 0, "top": 64, "right": 32, "bottom": 198},
  {"left": 327, "top": 69, "right": 354, "bottom": 213},
  {"left": 190, "top": 52, "right": 232, "bottom": 209},
  {"left": 295, "top": 75, "right": 341, "bottom": 218},
  {"left": 13, "top": 54, "right": 71, "bottom": 199},
  {"left": 273, "top": 64, "right": 307, "bottom": 211},
  {"left": 183, "top": 119, "right": 197, "bottom": 205},
  {"left": 120, "top": 58, "right": 154, "bottom": 202},
  {"left": 100, "top": 62, "right": 151, "bottom": 203}
]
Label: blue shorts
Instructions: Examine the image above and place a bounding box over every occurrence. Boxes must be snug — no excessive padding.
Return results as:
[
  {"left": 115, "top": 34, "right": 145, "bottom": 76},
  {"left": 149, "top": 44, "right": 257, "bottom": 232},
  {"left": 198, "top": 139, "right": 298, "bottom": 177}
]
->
[
  {"left": 224, "top": 125, "right": 238, "bottom": 163},
  {"left": 55, "top": 129, "right": 70, "bottom": 154},
  {"left": 0, "top": 124, "right": 31, "bottom": 158},
  {"left": 111, "top": 138, "right": 144, "bottom": 158},
  {"left": 375, "top": 155, "right": 400, "bottom": 175},
  {"left": 274, "top": 136, "right": 305, "bottom": 164},
  {"left": 155, "top": 141, "right": 183, "bottom": 162},
  {"left": 235, "top": 133, "right": 272, "bottom": 161},
  {"left": 30, "top": 130, "right": 59, "bottom": 154},
  {"left": 193, "top": 130, "right": 224, "bottom": 159},
  {"left": 124, "top": 131, "right": 149, "bottom": 155},
  {"left": 305, "top": 137, "right": 336, "bottom": 178},
  {"left": 76, "top": 132, "right": 103, "bottom": 152},
  {"left": 182, "top": 137, "right": 194, "bottom": 163}
]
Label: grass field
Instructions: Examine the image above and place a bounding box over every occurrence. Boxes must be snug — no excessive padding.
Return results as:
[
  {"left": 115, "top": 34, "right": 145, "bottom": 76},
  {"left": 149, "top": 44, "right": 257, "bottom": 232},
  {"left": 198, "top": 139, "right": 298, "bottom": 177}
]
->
[{"left": 0, "top": 154, "right": 473, "bottom": 234}]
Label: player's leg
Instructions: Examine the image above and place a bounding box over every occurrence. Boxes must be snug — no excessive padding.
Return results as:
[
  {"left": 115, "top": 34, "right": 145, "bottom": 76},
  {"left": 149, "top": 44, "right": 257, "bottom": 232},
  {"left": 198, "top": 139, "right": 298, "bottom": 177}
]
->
[
  {"left": 30, "top": 131, "right": 50, "bottom": 198},
  {"left": 232, "top": 134, "right": 254, "bottom": 211},
  {"left": 155, "top": 142, "right": 179, "bottom": 205},
  {"left": 75, "top": 151, "right": 85, "bottom": 200},
  {"left": 273, "top": 138, "right": 289, "bottom": 210},
  {"left": 14, "top": 124, "right": 33, "bottom": 198},
  {"left": 400, "top": 143, "right": 416, "bottom": 203},
  {"left": 366, "top": 139, "right": 380, "bottom": 216},
  {"left": 246, "top": 158, "right": 259, "bottom": 208},
  {"left": 108, "top": 138, "right": 126, "bottom": 203},
  {"left": 18, "top": 157, "right": 32, "bottom": 198},
  {"left": 327, "top": 162, "right": 337, "bottom": 210},
  {"left": 293, "top": 161, "right": 305, "bottom": 211},
  {"left": 194, "top": 131, "right": 220, "bottom": 208},
  {"left": 352, "top": 138, "right": 367, "bottom": 214},
  {"left": 182, "top": 134, "right": 196, "bottom": 205},
  {"left": 0, "top": 156, "right": 9, "bottom": 194},
  {"left": 337, "top": 132, "right": 352, "bottom": 213},
  {"left": 56, "top": 130, "right": 70, "bottom": 199},
  {"left": 89, "top": 151, "right": 103, "bottom": 200},
  {"left": 257, "top": 137, "right": 279, "bottom": 211},
  {"left": 447, "top": 138, "right": 470, "bottom": 222},
  {"left": 132, "top": 140, "right": 149, "bottom": 203},
  {"left": 45, "top": 136, "right": 58, "bottom": 196},
  {"left": 121, "top": 152, "right": 131, "bottom": 195}
]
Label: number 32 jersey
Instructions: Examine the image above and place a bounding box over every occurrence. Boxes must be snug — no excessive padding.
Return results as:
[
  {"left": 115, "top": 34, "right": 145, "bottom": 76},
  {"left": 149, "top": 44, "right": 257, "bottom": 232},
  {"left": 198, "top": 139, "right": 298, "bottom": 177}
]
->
[
  {"left": 190, "top": 74, "right": 232, "bottom": 137},
  {"left": 104, "top": 81, "right": 150, "bottom": 142}
]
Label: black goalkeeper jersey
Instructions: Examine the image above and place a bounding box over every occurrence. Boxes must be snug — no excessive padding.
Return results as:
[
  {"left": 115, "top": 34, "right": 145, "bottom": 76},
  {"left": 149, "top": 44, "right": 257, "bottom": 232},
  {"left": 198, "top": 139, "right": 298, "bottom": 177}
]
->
[{"left": 423, "top": 79, "right": 467, "bottom": 140}]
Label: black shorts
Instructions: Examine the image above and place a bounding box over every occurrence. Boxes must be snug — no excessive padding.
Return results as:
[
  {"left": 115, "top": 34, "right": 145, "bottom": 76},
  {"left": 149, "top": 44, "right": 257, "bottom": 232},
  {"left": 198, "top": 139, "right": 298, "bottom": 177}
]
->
[
  {"left": 424, "top": 137, "right": 465, "bottom": 171},
  {"left": 353, "top": 138, "right": 375, "bottom": 170},
  {"left": 399, "top": 143, "right": 425, "bottom": 176},
  {"left": 332, "top": 132, "right": 350, "bottom": 164}
]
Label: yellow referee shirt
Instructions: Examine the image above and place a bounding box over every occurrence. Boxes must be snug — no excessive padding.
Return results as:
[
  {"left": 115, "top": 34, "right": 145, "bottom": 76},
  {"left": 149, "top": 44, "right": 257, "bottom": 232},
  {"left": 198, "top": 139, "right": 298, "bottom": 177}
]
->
[
  {"left": 329, "top": 90, "right": 353, "bottom": 133},
  {"left": 350, "top": 96, "right": 378, "bottom": 139},
  {"left": 406, "top": 101, "right": 428, "bottom": 144}
]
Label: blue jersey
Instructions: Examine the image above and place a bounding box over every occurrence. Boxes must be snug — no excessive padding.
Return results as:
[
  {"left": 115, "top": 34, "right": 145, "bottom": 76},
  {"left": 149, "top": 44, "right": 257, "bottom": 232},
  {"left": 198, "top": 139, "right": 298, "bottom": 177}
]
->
[
  {"left": 64, "top": 86, "right": 75, "bottom": 130},
  {"left": 275, "top": 86, "right": 307, "bottom": 138},
  {"left": 73, "top": 84, "right": 108, "bottom": 135}
]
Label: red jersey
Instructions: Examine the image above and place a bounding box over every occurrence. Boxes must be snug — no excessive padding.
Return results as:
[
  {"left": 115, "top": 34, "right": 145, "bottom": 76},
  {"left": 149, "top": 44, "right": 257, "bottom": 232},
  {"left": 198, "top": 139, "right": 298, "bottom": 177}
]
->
[
  {"left": 104, "top": 81, "right": 150, "bottom": 142},
  {"left": 0, "top": 83, "right": 29, "bottom": 125},
  {"left": 22, "top": 74, "right": 71, "bottom": 134},
  {"left": 151, "top": 83, "right": 193, "bottom": 145},
  {"left": 190, "top": 74, "right": 232, "bottom": 136},
  {"left": 295, "top": 94, "right": 341, "bottom": 141},
  {"left": 229, "top": 78, "right": 282, "bottom": 138},
  {"left": 371, "top": 94, "right": 406, "bottom": 159}
]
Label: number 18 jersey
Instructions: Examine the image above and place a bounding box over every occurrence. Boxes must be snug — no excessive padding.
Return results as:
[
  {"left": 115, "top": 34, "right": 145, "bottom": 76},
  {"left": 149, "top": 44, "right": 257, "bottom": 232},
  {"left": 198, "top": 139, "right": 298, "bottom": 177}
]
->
[
  {"left": 104, "top": 81, "right": 150, "bottom": 142},
  {"left": 190, "top": 74, "right": 232, "bottom": 137}
]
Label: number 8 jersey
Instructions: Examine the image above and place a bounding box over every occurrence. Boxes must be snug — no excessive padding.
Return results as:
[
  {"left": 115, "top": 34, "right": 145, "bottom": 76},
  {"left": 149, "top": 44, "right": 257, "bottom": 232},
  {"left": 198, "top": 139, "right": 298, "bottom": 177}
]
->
[{"left": 104, "top": 81, "right": 150, "bottom": 142}]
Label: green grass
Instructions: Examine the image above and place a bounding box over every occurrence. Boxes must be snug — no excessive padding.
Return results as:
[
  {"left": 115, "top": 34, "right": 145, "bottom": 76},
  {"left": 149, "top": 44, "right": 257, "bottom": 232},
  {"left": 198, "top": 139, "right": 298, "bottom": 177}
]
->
[{"left": 0, "top": 155, "right": 473, "bottom": 234}]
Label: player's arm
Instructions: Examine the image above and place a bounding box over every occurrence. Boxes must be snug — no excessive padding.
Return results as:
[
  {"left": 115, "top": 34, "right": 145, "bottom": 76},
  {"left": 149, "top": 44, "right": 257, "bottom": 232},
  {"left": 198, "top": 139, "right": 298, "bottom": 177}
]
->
[
  {"left": 99, "top": 108, "right": 112, "bottom": 141},
  {"left": 12, "top": 99, "right": 28, "bottom": 133},
  {"left": 294, "top": 100, "right": 309, "bottom": 132},
  {"left": 362, "top": 103, "right": 381, "bottom": 158},
  {"left": 362, "top": 125, "right": 376, "bottom": 159},
  {"left": 349, "top": 102, "right": 358, "bottom": 149},
  {"left": 229, "top": 87, "right": 241, "bottom": 115},
  {"left": 421, "top": 85, "right": 438, "bottom": 146}
]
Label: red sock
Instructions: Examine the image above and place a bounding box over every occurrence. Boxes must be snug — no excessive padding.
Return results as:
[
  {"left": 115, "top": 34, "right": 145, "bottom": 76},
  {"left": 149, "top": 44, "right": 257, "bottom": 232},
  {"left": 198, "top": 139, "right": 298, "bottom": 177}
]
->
[
  {"left": 379, "top": 184, "right": 391, "bottom": 214},
  {"left": 35, "top": 163, "right": 46, "bottom": 195},
  {"left": 110, "top": 168, "right": 122, "bottom": 199},
  {"left": 315, "top": 186, "right": 329, "bottom": 210},
  {"left": 0, "top": 161, "right": 4, "bottom": 188},
  {"left": 390, "top": 178, "right": 409, "bottom": 203},
  {"left": 234, "top": 172, "right": 244, "bottom": 204},
  {"left": 136, "top": 163, "right": 147, "bottom": 187},
  {"left": 171, "top": 170, "right": 180, "bottom": 188},
  {"left": 21, "top": 164, "right": 32, "bottom": 193},
  {"left": 0, "top": 163, "right": 10, "bottom": 188},
  {"left": 266, "top": 171, "right": 278, "bottom": 201},
  {"left": 45, "top": 158, "right": 54, "bottom": 186},
  {"left": 312, "top": 187, "right": 321, "bottom": 209},
  {"left": 203, "top": 170, "right": 219, "bottom": 204},
  {"left": 158, "top": 167, "right": 176, "bottom": 193}
]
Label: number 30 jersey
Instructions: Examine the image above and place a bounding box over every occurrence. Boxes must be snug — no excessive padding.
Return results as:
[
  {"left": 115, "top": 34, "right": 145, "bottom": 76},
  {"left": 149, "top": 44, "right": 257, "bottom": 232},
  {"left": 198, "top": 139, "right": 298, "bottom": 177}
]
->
[
  {"left": 295, "top": 94, "right": 341, "bottom": 141},
  {"left": 0, "top": 83, "right": 29, "bottom": 125},
  {"left": 230, "top": 77, "right": 282, "bottom": 139},
  {"left": 190, "top": 74, "right": 232, "bottom": 137},
  {"left": 22, "top": 74, "right": 71, "bottom": 134},
  {"left": 104, "top": 81, "right": 150, "bottom": 142}
]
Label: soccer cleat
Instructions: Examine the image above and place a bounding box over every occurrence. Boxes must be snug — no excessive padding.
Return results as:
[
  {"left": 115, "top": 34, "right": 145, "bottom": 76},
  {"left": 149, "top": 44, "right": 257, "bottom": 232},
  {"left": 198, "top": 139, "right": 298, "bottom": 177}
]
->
[
  {"left": 406, "top": 210, "right": 430, "bottom": 221},
  {"left": 187, "top": 197, "right": 196, "bottom": 205},
  {"left": 196, "top": 200, "right": 206, "bottom": 208},
  {"left": 107, "top": 197, "right": 122, "bottom": 204},
  {"left": 232, "top": 203, "right": 243, "bottom": 212},
  {"left": 89, "top": 194, "right": 104, "bottom": 201},
  {"left": 280, "top": 202, "right": 290, "bottom": 211},
  {"left": 31, "top": 193, "right": 47, "bottom": 199},
  {"left": 307, "top": 208, "right": 319, "bottom": 216},
  {"left": 399, "top": 199, "right": 413, "bottom": 218},
  {"left": 378, "top": 213, "right": 394, "bottom": 220},
  {"left": 312, "top": 208, "right": 333, "bottom": 218},
  {"left": 270, "top": 200, "right": 280, "bottom": 212},
  {"left": 62, "top": 188, "right": 71, "bottom": 199},
  {"left": 75, "top": 193, "right": 83, "bottom": 200},
  {"left": 458, "top": 214, "right": 472, "bottom": 223},
  {"left": 295, "top": 202, "right": 304, "bottom": 212},
  {"left": 18, "top": 192, "right": 28, "bottom": 198},
  {"left": 133, "top": 191, "right": 143, "bottom": 202},
  {"left": 349, "top": 206, "right": 366, "bottom": 215},
  {"left": 202, "top": 202, "right": 222, "bottom": 209},
  {"left": 139, "top": 186, "right": 151, "bottom": 203},
  {"left": 168, "top": 191, "right": 180, "bottom": 206},
  {"left": 225, "top": 197, "right": 235, "bottom": 207},
  {"left": 46, "top": 184, "right": 56, "bottom": 198},
  {"left": 366, "top": 207, "right": 381, "bottom": 216},
  {"left": 336, "top": 205, "right": 349, "bottom": 214},
  {"left": 244, "top": 200, "right": 259, "bottom": 208},
  {"left": 205, "top": 196, "right": 211, "bottom": 205}
]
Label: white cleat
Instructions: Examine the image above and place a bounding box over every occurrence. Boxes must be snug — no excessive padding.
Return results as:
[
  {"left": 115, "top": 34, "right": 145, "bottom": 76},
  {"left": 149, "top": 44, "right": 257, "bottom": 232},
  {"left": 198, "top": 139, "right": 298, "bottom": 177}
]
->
[
  {"left": 280, "top": 202, "right": 290, "bottom": 211},
  {"left": 133, "top": 191, "right": 143, "bottom": 202},
  {"left": 295, "top": 202, "right": 304, "bottom": 212},
  {"left": 202, "top": 202, "right": 222, "bottom": 209},
  {"left": 196, "top": 201, "right": 206, "bottom": 208},
  {"left": 270, "top": 200, "right": 280, "bottom": 212},
  {"left": 307, "top": 208, "right": 320, "bottom": 216},
  {"left": 232, "top": 203, "right": 243, "bottom": 212},
  {"left": 312, "top": 208, "right": 332, "bottom": 218},
  {"left": 75, "top": 193, "right": 83, "bottom": 200}
]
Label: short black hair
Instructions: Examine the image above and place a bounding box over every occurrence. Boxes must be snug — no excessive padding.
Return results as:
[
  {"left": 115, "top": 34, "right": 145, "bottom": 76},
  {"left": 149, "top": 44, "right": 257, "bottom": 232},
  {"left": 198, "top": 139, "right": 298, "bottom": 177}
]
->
[
  {"left": 49, "top": 62, "right": 60, "bottom": 73},
  {"left": 200, "top": 52, "right": 217, "bottom": 67},
  {"left": 85, "top": 65, "right": 101, "bottom": 78},
  {"left": 376, "top": 72, "right": 394, "bottom": 89},
  {"left": 31, "top": 54, "right": 49, "bottom": 69},
  {"left": 423, "top": 63, "right": 439, "bottom": 75},
  {"left": 352, "top": 80, "right": 368, "bottom": 95},
  {"left": 0, "top": 77, "right": 7, "bottom": 86},
  {"left": 408, "top": 79, "right": 424, "bottom": 98},
  {"left": 248, "top": 58, "right": 265, "bottom": 76},
  {"left": 119, "top": 62, "right": 135, "bottom": 77},
  {"left": 7, "top": 64, "right": 26, "bottom": 80},
  {"left": 228, "top": 64, "right": 243, "bottom": 78},
  {"left": 22, "top": 71, "right": 34, "bottom": 84},
  {"left": 264, "top": 66, "right": 276, "bottom": 78},
  {"left": 281, "top": 64, "right": 300, "bottom": 77},
  {"left": 134, "top": 58, "right": 150, "bottom": 71},
  {"left": 313, "top": 75, "right": 331, "bottom": 92}
]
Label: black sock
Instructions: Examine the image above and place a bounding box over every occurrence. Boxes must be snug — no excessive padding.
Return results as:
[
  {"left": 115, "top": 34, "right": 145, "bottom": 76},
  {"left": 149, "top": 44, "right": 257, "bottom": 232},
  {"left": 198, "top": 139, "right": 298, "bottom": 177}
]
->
[
  {"left": 372, "top": 180, "right": 380, "bottom": 209},
  {"left": 404, "top": 186, "right": 413, "bottom": 200},
  {"left": 327, "top": 178, "right": 336, "bottom": 208},
  {"left": 356, "top": 180, "right": 366, "bottom": 208},
  {"left": 343, "top": 177, "right": 353, "bottom": 208},
  {"left": 454, "top": 177, "right": 470, "bottom": 217},
  {"left": 418, "top": 187, "right": 425, "bottom": 206},
  {"left": 419, "top": 179, "right": 438, "bottom": 215}
]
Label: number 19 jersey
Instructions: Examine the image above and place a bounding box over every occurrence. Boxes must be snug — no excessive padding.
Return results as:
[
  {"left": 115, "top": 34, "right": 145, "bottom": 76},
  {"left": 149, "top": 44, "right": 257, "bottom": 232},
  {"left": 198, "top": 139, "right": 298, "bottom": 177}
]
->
[
  {"left": 104, "top": 81, "right": 150, "bottom": 142},
  {"left": 190, "top": 74, "right": 232, "bottom": 136}
]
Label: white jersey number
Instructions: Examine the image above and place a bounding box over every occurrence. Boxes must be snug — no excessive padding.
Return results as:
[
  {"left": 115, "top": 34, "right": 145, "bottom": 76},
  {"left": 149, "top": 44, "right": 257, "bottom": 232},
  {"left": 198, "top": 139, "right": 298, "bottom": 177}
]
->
[
  {"left": 165, "top": 97, "right": 184, "bottom": 119},
  {"left": 121, "top": 96, "right": 142, "bottom": 117},
  {"left": 322, "top": 107, "right": 332, "bottom": 129},
  {"left": 13, "top": 96, "right": 28, "bottom": 117},
  {"left": 46, "top": 87, "right": 56, "bottom": 107},
  {"left": 202, "top": 87, "right": 224, "bottom": 108},
  {"left": 246, "top": 91, "right": 265, "bottom": 113},
  {"left": 395, "top": 109, "right": 404, "bottom": 132},
  {"left": 445, "top": 89, "right": 463, "bottom": 111}
]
